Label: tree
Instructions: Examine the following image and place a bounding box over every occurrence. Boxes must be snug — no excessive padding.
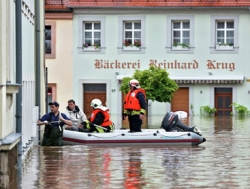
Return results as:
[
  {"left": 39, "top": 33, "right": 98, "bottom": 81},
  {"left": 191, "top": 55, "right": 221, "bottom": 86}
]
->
[{"left": 119, "top": 66, "right": 179, "bottom": 103}]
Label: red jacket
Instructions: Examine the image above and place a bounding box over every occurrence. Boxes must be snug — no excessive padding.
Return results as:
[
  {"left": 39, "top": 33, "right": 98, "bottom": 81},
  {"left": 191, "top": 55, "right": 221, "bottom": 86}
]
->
[
  {"left": 90, "top": 109, "right": 113, "bottom": 127},
  {"left": 124, "top": 88, "right": 146, "bottom": 111}
]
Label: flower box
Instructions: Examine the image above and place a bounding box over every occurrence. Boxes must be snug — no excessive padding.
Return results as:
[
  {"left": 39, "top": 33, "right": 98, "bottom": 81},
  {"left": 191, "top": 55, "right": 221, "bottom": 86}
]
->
[
  {"left": 172, "top": 43, "right": 190, "bottom": 50},
  {"left": 123, "top": 46, "right": 140, "bottom": 51},
  {"left": 83, "top": 46, "right": 100, "bottom": 51},
  {"left": 216, "top": 45, "right": 234, "bottom": 50}
]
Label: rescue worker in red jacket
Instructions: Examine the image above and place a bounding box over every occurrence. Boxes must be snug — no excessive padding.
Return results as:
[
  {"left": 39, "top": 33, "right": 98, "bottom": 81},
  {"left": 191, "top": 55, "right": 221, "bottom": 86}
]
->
[
  {"left": 123, "top": 79, "right": 147, "bottom": 132},
  {"left": 79, "top": 99, "right": 115, "bottom": 133}
]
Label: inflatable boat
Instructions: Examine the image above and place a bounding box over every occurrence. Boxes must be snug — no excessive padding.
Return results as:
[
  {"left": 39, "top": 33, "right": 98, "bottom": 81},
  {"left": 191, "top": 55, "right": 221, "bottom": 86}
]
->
[
  {"left": 63, "top": 129, "right": 206, "bottom": 146},
  {"left": 63, "top": 111, "right": 206, "bottom": 146}
]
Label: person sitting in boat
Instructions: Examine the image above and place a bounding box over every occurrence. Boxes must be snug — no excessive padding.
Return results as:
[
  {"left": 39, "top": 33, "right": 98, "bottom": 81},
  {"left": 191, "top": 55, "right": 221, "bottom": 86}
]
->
[
  {"left": 78, "top": 99, "right": 115, "bottom": 133},
  {"left": 64, "top": 99, "right": 87, "bottom": 131}
]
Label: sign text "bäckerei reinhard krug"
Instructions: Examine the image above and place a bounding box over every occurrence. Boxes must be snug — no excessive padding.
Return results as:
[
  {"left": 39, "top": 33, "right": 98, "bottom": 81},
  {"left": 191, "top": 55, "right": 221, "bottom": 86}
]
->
[{"left": 94, "top": 59, "right": 235, "bottom": 71}]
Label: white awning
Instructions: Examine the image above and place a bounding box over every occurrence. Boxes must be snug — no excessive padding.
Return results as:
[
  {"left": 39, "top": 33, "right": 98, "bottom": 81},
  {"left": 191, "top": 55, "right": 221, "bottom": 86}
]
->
[{"left": 116, "top": 75, "right": 245, "bottom": 84}]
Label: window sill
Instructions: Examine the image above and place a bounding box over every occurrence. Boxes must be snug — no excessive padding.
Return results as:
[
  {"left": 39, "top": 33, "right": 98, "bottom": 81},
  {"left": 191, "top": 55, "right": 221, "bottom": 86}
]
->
[
  {"left": 6, "top": 83, "right": 22, "bottom": 95},
  {"left": 123, "top": 46, "right": 141, "bottom": 51},
  {"left": 171, "top": 47, "right": 190, "bottom": 51},
  {"left": 82, "top": 46, "right": 101, "bottom": 51},
  {"left": 215, "top": 46, "right": 234, "bottom": 50}
]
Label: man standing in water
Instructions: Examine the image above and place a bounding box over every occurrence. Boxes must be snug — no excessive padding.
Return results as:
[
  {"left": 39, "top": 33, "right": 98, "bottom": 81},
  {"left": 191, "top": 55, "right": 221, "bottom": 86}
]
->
[
  {"left": 123, "top": 79, "right": 147, "bottom": 132},
  {"left": 37, "top": 101, "right": 72, "bottom": 146}
]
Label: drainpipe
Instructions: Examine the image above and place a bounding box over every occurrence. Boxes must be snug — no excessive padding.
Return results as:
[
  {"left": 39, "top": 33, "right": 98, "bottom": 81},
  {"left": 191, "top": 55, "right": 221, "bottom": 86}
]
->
[
  {"left": 35, "top": 0, "right": 42, "bottom": 145},
  {"left": 15, "top": 0, "right": 22, "bottom": 177}
]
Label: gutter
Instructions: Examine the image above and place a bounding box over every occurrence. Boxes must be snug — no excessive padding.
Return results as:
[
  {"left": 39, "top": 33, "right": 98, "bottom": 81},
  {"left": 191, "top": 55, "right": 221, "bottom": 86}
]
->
[
  {"left": 15, "top": 0, "right": 22, "bottom": 177},
  {"left": 35, "top": 0, "right": 42, "bottom": 145}
]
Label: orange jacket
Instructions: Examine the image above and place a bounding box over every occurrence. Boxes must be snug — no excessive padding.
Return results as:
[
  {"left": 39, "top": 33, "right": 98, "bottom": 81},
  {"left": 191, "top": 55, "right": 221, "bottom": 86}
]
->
[
  {"left": 124, "top": 88, "right": 146, "bottom": 111},
  {"left": 90, "top": 109, "right": 113, "bottom": 127}
]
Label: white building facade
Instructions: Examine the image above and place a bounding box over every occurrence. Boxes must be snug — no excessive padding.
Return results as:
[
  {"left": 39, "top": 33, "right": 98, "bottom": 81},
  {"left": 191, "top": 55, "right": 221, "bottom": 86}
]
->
[
  {"left": 46, "top": 1, "right": 250, "bottom": 128},
  {"left": 0, "top": 0, "right": 45, "bottom": 187}
]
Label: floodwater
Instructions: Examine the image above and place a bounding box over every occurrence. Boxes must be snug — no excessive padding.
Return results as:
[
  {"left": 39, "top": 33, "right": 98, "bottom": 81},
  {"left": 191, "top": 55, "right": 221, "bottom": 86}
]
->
[{"left": 19, "top": 116, "right": 250, "bottom": 189}]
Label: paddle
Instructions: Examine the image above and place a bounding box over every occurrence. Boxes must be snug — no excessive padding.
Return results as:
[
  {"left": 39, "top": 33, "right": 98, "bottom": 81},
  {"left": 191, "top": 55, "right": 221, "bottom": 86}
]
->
[
  {"left": 93, "top": 124, "right": 108, "bottom": 131},
  {"left": 92, "top": 124, "right": 116, "bottom": 133}
]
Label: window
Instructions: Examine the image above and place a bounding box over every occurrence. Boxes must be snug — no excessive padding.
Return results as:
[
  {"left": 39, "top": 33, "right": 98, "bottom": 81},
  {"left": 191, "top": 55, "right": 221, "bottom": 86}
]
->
[
  {"left": 211, "top": 15, "right": 238, "bottom": 53},
  {"left": 123, "top": 21, "right": 141, "bottom": 50},
  {"left": 167, "top": 15, "right": 194, "bottom": 54},
  {"left": 118, "top": 16, "right": 145, "bottom": 54},
  {"left": 45, "top": 26, "right": 51, "bottom": 54},
  {"left": 172, "top": 21, "right": 190, "bottom": 48},
  {"left": 78, "top": 16, "right": 105, "bottom": 54},
  {"left": 83, "top": 22, "right": 101, "bottom": 50},
  {"left": 216, "top": 21, "right": 234, "bottom": 50},
  {"left": 45, "top": 21, "right": 56, "bottom": 58}
]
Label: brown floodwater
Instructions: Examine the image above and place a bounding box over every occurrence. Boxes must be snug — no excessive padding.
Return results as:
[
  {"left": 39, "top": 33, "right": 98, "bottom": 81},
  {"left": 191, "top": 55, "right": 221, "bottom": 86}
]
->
[{"left": 19, "top": 116, "right": 250, "bottom": 189}]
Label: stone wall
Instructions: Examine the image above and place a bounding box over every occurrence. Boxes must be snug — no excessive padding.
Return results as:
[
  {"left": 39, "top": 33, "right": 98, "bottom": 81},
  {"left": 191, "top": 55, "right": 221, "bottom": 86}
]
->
[{"left": 0, "top": 145, "right": 18, "bottom": 189}]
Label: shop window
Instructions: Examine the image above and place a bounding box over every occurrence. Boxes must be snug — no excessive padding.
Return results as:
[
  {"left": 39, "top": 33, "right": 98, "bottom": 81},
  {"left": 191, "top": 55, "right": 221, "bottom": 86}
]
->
[
  {"left": 210, "top": 15, "right": 239, "bottom": 54},
  {"left": 45, "top": 21, "right": 56, "bottom": 58},
  {"left": 118, "top": 16, "right": 145, "bottom": 54},
  {"left": 167, "top": 15, "right": 194, "bottom": 54}
]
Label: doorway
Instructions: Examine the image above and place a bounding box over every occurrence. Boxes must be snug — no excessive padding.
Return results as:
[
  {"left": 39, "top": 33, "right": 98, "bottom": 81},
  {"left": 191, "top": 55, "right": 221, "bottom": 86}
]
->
[
  {"left": 83, "top": 84, "right": 106, "bottom": 118},
  {"left": 214, "top": 88, "right": 232, "bottom": 116}
]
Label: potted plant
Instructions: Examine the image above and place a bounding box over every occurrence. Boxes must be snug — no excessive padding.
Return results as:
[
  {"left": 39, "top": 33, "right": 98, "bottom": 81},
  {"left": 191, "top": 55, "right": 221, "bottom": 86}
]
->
[
  {"left": 123, "top": 39, "right": 141, "bottom": 50},
  {"left": 83, "top": 43, "right": 90, "bottom": 48},
  {"left": 83, "top": 42, "right": 100, "bottom": 50},
  {"left": 123, "top": 39, "right": 132, "bottom": 47},
  {"left": 216, "top": 42, "right": 234, "bottom": 50},
  {"left": 134, "top": 40, "right": 141, "bottom": 48},
  {"left": 93, "top": 43, "right": 100, "bottom": 49},
  {"left": 200, "top": 105, "right": 217, "bottom": 116},
  {"left": 172, "top": 42, "right": 190, "bottom": 49}
]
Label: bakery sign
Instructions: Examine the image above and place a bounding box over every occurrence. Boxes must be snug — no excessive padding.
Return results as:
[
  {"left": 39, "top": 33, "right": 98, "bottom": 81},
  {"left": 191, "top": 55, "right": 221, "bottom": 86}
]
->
[{"left": 94, "top": 59, "right": 235, "bottom": 71}]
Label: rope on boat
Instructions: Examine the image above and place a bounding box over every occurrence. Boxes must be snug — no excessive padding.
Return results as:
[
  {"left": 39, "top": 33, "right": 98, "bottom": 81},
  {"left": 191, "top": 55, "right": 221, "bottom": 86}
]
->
[
  {"left": 87, "top": 132, "right": 191, "bottom": 139},
  {"left": 87, "top": 134, "right": 123, "bottom": 138},
  {"left": 159, "top": 133, "right": 192, "bottom": 138}
]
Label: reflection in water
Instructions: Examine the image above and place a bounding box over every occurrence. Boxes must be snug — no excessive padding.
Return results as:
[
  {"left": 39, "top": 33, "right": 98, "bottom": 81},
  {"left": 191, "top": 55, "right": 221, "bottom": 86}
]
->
[
  {"left": 20, "top": 116, "right": 250, "bottom": 188},
  {"left": 124, "top": 150, "right": 145, "bottom": 189},
  {"left": 214, "top": 116, "right": 233, "bottom": 133}
]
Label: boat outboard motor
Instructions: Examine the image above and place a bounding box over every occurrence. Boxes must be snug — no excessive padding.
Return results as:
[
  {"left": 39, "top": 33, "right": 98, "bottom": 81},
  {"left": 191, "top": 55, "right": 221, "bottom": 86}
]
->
[
  {"left": 161, "top": 111, "right": 179, "bottom": 131},
  {"left": 161, "top": 111, "right": 192, "bottom": 132}
]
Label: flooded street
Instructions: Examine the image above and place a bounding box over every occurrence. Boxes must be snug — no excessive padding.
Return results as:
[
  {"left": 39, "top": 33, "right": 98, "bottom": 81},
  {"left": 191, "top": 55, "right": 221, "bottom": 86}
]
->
[{"left": 20, "top": 116, "right": 250, "bottom": 188}]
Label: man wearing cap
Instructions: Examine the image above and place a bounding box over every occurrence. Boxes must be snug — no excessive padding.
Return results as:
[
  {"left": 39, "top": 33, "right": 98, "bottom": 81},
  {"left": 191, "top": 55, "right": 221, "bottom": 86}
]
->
[{"left": 37, "top": 101, "right": 72, "bottom": 146}]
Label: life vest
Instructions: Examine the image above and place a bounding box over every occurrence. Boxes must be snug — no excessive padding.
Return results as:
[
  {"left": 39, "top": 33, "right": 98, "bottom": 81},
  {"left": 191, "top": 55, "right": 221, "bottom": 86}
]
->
[
  {"left": 90, "top": 109, "right": 113, "bottom": 127},
  {"left": 124, "top": 88, "right": 146, "bottom": 111}
]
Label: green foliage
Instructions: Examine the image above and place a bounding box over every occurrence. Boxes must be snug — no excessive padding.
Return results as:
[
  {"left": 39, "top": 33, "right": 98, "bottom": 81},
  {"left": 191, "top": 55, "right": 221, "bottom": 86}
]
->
[
  {"left": 230, "top": 102, "right": 250, "bottom": 116},
  {"left": 172, "top": 42, "right": 190, "bottom": 48},
  {"left": 190, "top": 104, "right": 194, "bottom": 116},
  {"left": 200, "top": 105, "right": 217, "bottom": 116},
  {"left": 119, "top": 66, "right": 179, "bottom": 102}
]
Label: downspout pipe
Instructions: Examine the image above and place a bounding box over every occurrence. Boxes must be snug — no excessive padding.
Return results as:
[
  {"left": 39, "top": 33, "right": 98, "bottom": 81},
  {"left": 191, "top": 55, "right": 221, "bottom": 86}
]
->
[
  {"left": 15, "top": 0, "right": 22, "bottom": 177},
  {"left": 35, "top": 0, "right": 41, "bottom": 145}
]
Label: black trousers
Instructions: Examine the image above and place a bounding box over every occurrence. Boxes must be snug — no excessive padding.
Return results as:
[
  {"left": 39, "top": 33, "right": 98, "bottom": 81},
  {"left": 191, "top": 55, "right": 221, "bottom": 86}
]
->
[{"left": 128, "top": 115, "right": 142, "bottom": 132}]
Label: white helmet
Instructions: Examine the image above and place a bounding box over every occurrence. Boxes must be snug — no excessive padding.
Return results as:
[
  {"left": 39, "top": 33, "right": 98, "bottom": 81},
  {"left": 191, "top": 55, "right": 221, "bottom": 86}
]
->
[
  {"left": 129, "top": 79, "right": 140, "bottom": 88},
  {"left": 90, "top": 99, "right": 102, "bottom": 109}
]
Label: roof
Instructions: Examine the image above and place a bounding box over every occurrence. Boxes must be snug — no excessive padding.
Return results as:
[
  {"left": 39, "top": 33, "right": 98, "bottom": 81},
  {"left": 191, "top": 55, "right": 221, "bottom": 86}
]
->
[
  {"left": 45, "top": 0, "right": 72, "bottom": 12},
  {"left": 45, "top": 0, "right": 250, "bottom": 10}
]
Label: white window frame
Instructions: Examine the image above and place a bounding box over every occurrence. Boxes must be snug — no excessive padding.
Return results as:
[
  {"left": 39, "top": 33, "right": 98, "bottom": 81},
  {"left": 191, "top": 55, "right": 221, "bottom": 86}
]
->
[
  {"left": 210, "top": 15, "right": 239, "bottom": 54},
  {"left": 167, "top": 15, "right": 194, "bottom": 54},
  {"left": 172, "top": 21, "right": 190, "bottom": 49},
  {"left": 78, "top": 16, "right": 105, "bottom": 54},
  {"left": 118, "top": 16, "right": 145, "bottom": 54},
  {"left": 83, "top": 22, "right": 101, "bottom": 50}
]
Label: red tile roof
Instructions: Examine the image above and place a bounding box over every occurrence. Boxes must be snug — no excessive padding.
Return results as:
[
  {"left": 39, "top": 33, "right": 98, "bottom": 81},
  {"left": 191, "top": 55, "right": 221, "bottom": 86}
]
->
[
  {"left": 45, "top": 0, "right": 250, "bottom": 10},
  {"left": 45, "top": 0, "right": 71, "bottom": 11}
]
